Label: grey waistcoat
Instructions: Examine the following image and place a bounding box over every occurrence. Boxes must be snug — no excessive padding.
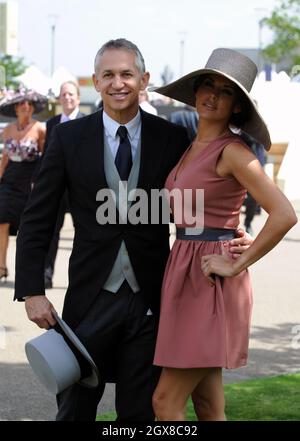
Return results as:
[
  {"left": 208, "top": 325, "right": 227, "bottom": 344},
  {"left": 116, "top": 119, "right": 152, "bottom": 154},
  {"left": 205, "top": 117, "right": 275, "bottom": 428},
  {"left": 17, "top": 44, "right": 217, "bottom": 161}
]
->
[{"left": 102, "top": 135, "right": 141, "bottom": 293}]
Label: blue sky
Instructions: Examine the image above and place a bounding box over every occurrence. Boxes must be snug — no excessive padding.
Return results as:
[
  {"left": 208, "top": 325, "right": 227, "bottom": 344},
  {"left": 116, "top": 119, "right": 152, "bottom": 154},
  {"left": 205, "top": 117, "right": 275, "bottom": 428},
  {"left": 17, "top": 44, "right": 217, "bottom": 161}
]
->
[{"left": 13, "top": 0, "right": 278, "bottom": 84}]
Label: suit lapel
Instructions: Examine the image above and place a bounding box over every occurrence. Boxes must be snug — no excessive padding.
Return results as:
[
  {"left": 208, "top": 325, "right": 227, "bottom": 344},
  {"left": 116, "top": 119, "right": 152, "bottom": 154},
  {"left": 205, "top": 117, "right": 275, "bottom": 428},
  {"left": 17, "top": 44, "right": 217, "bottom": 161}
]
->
[
  {"left": 48, "top": 115, "right": 61, "bottom": 131},
  {"left": 78, "top": 110, "right": 168, "bottom": 193},
  {"left": 54, "top": 115, "right": 61, "bottom": 125},
  {"left": 78, "top": 110, "right": 108, "bottom": 191},
  {"left": 76, "top": 111, "right": 85, "bottom": 119},
  {"left": 137, "top": 110, "right": 168, "bottom": 190}
]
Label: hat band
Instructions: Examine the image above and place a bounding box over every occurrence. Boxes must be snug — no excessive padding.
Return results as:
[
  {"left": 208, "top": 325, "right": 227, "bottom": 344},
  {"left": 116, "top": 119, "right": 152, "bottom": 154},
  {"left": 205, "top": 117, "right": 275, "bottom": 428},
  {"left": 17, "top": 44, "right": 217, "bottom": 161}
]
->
[{"left": 52, "top": 323, "right": 92, "bottom": 380}]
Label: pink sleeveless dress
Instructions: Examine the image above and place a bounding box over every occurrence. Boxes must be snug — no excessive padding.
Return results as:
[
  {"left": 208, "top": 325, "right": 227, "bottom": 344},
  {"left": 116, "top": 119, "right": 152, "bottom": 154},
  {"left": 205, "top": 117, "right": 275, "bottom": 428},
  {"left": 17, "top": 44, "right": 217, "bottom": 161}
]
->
[{"left": 154, "top": 135, "right": 253, "bottom": 369}]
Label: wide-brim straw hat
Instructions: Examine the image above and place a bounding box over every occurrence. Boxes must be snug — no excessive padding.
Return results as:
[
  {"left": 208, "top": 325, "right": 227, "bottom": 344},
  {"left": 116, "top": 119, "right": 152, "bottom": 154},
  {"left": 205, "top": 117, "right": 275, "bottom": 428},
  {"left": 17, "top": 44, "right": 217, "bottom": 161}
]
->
[
  {"left": 0, "top": 88, "right": 48, "bottom": 117},
  {"left": 25, "top": 312, "right": 99, "bottom": 395},
  {"left": 151, "top": 48, "right": 271, "bottom": 150}
]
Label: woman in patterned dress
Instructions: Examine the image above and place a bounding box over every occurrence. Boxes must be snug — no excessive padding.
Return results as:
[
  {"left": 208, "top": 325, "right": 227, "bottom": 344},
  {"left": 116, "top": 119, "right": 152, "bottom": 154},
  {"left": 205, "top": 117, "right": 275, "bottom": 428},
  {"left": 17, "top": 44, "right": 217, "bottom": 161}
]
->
[{"left": 0, "top": 89, "right": 47, "bottom": 281}]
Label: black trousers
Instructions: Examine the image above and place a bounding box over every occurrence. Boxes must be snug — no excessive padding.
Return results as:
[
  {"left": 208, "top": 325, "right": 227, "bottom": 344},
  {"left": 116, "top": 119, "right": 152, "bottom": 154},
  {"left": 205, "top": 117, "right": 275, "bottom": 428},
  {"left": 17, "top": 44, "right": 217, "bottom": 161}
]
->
[
  {"left": 56, "top": 282, "right": 161, "bottom": 421},
  {"left": 244, "top": 192, "right": 258, "bottom": 229}
]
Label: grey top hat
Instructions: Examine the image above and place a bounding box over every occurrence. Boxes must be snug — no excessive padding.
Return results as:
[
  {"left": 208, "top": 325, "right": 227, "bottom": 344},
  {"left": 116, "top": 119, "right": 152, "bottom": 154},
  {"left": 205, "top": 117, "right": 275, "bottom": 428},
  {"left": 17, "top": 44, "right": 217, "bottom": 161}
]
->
[
  {"left": 151, "top": 48, "right": 271, "bottom": 150},
  {"left": 25, "top": 312, "right": 99, "bottom": 395},
  {"left": 0, "top": 87, "right": 48, "bottom": 117}
]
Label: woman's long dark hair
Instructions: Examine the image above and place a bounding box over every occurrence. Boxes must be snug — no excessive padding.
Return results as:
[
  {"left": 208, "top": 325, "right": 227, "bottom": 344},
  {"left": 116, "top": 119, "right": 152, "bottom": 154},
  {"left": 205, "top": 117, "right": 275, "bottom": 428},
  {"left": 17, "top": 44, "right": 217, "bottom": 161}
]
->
[{"left": 193, "top": 75, "right": 251, "bottom": 128}]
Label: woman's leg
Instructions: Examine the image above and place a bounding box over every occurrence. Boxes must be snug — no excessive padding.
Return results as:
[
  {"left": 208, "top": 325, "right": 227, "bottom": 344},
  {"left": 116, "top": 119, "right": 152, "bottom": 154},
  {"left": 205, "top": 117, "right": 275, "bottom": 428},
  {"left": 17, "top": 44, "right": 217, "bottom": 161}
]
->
[
  {"left": 152, "top": 366, "right": 214, "bottom": 421},
  {"left": 191, "top": 367, "right": 226, "bottom": 420},
  {"left": 0, "top": 223, "right": 9, "bottom": 271}
]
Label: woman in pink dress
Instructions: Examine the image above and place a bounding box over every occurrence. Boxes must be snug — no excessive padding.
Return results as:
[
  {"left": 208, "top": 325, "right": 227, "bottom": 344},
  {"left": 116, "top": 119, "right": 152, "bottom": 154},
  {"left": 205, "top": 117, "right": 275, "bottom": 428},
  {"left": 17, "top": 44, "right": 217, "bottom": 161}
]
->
[{"left": 151, "top": 48, "right": 297, "bottom": 420}]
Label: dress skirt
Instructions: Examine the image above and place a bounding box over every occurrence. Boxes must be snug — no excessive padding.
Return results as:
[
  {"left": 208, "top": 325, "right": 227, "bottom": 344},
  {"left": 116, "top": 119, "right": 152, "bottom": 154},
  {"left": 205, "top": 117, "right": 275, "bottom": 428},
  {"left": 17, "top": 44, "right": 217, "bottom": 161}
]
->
[
  {"left": 154, "top": 238, "right": 253, "bottom": 369},
  {"left": 0, "top": 160, "right": 37, "bottom": 235}
]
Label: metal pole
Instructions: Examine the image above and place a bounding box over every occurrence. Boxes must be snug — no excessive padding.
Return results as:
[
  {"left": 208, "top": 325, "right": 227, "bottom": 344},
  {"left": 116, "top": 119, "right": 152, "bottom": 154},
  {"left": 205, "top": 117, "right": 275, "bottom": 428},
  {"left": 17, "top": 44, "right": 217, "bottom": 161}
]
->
[
  {"left": 179, "top": 38, "right": 185, "bottom": 77},
  {"left": 49, "top": 15, "right": 58, "bottom": 77},
  {"left": 258, "top": 18, "right": 262, "bottom": 73},
  {"left": 254, "top": 8, "right": 269, "bottom": 73},
  {"left": 50, "top": 23, "right": 55, "bottom": 76},
  {"left": 179, "top": 31, "right": 187, "bottom": 77}
]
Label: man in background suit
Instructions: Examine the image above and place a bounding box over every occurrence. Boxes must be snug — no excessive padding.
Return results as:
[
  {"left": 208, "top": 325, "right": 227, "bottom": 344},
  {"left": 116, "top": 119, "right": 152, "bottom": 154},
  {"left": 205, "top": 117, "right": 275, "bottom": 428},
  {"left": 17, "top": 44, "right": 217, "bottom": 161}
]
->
[
  {"left": 169, "top": 105, "right": 198, "bottom": 143},
  {"left": 15, "top": 39, "right": 251, "bottom": 421},
  {"left": 43, "top": 81, "right": 85, "bottom": 289}
]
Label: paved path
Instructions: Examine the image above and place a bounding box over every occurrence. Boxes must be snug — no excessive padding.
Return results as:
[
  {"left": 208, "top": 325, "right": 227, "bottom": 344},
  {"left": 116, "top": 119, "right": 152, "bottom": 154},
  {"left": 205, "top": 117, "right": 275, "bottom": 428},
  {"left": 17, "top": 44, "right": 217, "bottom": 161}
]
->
[{"left": 1, "top": 203, "right": 300, "bottom": 420}]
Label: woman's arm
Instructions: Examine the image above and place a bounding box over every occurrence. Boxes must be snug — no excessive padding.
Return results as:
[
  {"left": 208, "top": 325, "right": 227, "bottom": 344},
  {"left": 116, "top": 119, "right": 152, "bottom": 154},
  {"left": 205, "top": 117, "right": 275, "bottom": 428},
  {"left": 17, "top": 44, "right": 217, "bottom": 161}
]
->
[
  {"left": 0, "top": 125, "right": 11, "bottom": 178},
  {"left": 0, "top": 151, "right": 9, "bottom": 179},
  {"left": 202, "top": 143, "right": 297, "bottom": 280}
]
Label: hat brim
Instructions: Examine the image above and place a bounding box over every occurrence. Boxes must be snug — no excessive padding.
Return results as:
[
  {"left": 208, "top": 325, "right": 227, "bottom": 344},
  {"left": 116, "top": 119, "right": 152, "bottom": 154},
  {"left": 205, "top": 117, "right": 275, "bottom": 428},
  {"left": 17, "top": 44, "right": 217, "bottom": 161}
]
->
[
  {"left": 151, "top": 68, "right": 271, "bottom": 150},
  {"left": 0, "top": 93, "right": 48, "bottom": 117},
  {"left": 54, "top": 313, "right": 99, "bottom": 388}
]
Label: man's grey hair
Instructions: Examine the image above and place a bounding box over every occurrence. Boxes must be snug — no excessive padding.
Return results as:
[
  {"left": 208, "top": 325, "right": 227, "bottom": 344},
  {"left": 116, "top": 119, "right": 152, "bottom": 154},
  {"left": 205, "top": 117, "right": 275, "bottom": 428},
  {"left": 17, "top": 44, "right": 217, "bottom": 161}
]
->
[
  {"left": 59, "top": 80, "right": 80, "bottom": 97},
  {"left": 94, "top": 38, "right": 146, "bottom": 74}
]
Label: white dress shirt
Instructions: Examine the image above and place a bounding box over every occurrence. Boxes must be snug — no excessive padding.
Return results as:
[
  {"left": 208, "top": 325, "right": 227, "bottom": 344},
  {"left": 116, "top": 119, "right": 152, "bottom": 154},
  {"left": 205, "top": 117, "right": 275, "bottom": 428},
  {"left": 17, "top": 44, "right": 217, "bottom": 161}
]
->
[
  {"left": 60, "top": 107, "right": 80, "bottom": 123},
  {"left": 102, "top": 110, "right": 141, "bottom": 160}
]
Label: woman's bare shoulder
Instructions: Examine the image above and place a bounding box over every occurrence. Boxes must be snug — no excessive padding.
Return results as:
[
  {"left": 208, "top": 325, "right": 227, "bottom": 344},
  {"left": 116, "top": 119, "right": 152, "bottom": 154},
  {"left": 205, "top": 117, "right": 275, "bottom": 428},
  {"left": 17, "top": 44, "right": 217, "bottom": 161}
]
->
[
  {"left": 2, "top": 122, "right": 15, "bottom": 138},
  {"left": 33, "top": 120, "right": 46, "bottom": 129},
  {"left": 223, "top": 141, "right": 256, "bottom": 161},
  {"left": 30, "top": 120, "right": 46, "bottom": 137}
]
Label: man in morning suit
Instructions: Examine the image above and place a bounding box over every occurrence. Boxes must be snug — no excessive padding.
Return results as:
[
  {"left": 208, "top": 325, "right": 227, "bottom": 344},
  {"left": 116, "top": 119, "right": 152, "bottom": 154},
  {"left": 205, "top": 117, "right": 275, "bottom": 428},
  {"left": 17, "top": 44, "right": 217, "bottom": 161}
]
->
[{"left": 15, "top": 39, "right": 250, "bottom": 421}]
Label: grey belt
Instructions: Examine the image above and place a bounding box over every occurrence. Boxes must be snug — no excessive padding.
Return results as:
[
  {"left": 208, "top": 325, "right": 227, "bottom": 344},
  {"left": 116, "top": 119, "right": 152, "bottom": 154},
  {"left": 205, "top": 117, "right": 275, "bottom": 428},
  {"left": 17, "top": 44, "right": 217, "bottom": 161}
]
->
[{"left": 176, "top": 227, "right": 236, "bottom": 241}]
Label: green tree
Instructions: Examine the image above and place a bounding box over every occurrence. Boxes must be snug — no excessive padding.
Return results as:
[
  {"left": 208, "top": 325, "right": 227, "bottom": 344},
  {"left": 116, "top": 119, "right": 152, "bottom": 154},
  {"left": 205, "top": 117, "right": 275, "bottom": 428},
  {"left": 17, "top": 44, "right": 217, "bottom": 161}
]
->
[
  {"left": 0, "top": 54, "right": 27, "bottom": 89},
  {"left": 262, "top": 0, "right": 300, "bottom": 71}
]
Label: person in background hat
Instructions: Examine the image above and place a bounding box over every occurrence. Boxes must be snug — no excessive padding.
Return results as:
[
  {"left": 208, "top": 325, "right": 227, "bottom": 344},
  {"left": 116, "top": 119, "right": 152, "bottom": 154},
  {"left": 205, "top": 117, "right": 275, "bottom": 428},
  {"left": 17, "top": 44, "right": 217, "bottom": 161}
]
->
[
  {"left": 14, "top": 40, "right": 252, "bottom": 421},
  {"left": 168, "top": 105, "right": 198, "bottom": 143},
  {"left": 151, "top": 48, "right": 297, "bottom": 421},
  {"left": 0, "top": 88, "right": 46, "bottom": 281}
]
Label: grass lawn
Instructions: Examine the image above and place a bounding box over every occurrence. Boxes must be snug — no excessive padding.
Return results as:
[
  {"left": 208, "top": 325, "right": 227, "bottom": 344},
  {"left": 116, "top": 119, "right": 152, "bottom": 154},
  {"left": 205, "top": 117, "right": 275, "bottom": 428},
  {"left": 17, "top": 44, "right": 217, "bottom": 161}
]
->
[{"left": 97, "top": 372, "right": 300, "bottom": 421}]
